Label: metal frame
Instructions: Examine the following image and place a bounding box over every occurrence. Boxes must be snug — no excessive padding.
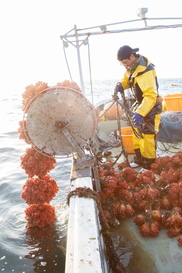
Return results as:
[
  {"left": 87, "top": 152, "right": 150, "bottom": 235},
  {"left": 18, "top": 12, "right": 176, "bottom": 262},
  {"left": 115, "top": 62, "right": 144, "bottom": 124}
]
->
[{"left": 60, "top": 8, "right": 182, "bottom": 94}]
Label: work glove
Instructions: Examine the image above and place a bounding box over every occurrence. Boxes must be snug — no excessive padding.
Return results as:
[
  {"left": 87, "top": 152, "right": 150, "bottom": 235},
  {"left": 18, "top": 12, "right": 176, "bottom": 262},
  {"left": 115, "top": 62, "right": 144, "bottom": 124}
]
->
[
  {"left": 115, "top": 83, "right": 124, "bottom": 93},
  {"left": 133, "top": 112, "right": 143, "bottom": 126}
]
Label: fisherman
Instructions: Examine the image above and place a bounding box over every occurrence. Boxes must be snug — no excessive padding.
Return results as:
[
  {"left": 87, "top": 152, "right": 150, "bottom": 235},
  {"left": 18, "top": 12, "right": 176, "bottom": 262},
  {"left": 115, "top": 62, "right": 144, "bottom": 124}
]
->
[{"left": 116, "top": 45, "right": 162, "bottom": 170}]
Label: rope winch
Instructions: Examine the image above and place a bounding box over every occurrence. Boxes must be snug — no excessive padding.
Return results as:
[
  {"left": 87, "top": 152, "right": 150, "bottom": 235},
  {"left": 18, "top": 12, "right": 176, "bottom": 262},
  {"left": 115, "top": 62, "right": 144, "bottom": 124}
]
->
[{"left": 23, "top": 86, "right": 97, "bottom": 159}]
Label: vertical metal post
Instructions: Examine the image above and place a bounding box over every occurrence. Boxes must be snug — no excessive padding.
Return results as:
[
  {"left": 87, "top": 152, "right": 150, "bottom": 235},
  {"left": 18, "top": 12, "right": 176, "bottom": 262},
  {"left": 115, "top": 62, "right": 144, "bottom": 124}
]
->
[{"left": 74, "top": 25, "right": 85, "bottom": 95}]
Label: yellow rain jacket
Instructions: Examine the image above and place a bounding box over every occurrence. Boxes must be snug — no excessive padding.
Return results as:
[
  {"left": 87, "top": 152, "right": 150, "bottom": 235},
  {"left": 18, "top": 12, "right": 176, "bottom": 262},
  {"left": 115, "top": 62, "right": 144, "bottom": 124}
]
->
[{"left": 120, "top": 56, "right": 159, "bottom": 117}]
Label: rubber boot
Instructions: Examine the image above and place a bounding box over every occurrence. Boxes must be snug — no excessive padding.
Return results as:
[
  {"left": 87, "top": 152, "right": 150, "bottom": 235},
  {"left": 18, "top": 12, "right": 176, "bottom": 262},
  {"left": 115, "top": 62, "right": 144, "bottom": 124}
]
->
[
  {"left": 130, "top": 149, "right": 143, "bottom": 167},
  {"left": 134, "top": 149, "right": 143, "bottom": 164},
  {"left": 142, "top": 157, "right": 155, "bottom": 170}
]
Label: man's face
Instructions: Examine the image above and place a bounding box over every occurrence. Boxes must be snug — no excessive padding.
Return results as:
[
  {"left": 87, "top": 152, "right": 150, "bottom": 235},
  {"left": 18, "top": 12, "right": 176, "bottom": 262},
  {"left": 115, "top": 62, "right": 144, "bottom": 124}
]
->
[{"left": 119, "top": 54, "right": 136, "bottom": 69}]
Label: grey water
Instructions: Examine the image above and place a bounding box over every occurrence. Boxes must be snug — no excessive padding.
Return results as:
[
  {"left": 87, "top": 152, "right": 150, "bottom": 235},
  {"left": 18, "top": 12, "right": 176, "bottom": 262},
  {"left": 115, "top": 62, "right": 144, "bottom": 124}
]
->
[{"left": 0, "top": 78, "right": 181, "bottom": 272}]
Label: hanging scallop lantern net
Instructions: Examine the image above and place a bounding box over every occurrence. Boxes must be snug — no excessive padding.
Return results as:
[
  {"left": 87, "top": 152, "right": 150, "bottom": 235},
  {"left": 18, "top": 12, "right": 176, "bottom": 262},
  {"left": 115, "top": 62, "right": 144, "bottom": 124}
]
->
[{"left": 23, "top": 86, "right": 98, "bottom": 158}]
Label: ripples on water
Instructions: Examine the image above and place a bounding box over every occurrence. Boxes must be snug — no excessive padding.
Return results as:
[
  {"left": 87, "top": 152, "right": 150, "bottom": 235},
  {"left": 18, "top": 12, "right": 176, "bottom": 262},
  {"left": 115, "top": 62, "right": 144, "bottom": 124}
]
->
[
  {"left": 0, "top": 132, "right": 70, "bottom": 272},
  {"left": 0, "top": 92, "right": 71, "bottom": 272},
  {"left": 0, "top": 79, "right": 181, "bottom": 272}
]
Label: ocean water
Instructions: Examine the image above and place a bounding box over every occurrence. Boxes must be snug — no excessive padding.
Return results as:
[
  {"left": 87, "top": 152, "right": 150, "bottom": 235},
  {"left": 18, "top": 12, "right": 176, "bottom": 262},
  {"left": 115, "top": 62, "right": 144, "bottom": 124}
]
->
[{"left": 0, "top": 78, "right": 181, "bottom": 273}]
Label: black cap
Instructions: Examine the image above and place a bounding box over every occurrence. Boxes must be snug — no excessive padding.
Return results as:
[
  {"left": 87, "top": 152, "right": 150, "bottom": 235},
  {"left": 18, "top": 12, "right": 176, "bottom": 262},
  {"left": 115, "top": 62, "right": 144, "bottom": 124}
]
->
[{"left": 117, "top": 45, "right": 139, "bottom": 61}]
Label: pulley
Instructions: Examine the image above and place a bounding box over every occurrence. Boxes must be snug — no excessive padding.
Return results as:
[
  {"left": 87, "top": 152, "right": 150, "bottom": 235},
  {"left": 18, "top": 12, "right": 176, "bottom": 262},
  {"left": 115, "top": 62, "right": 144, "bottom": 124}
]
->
[{"left": 23, "top": 86, "right": 97, "bottom": 158}]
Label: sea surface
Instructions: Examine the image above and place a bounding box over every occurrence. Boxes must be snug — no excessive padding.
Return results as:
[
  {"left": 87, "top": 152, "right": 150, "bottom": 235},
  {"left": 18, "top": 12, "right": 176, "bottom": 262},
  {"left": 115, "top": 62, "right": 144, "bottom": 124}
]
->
[{"left": 0, "top": 78, "right": 182, "bottom": 273}]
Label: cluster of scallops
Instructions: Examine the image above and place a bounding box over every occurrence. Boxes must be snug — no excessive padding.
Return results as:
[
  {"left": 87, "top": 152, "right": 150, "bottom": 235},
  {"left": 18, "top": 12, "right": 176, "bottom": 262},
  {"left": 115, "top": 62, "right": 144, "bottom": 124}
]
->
[
  {"left": 98, "top": 150, "right": 182, "bottom": 246},
  {"left": 18, "top": 80, "right": 83, "bottom": 228}
]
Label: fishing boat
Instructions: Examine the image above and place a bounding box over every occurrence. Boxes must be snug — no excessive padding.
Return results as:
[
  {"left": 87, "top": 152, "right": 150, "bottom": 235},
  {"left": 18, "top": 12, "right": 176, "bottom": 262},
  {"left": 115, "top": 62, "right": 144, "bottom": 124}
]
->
[{"left": 22, "top": 8, "right": 182, "bottom": 273}]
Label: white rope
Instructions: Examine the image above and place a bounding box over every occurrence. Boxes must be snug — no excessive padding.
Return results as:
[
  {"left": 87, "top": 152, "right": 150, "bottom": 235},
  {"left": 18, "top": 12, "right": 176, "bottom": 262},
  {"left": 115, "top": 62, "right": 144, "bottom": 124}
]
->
[
  {"left": 63, "top": 43, "right": 73, "bottom": 81},
  {"left": 87, "top": 38, "right": 94, "bottom": 104}
]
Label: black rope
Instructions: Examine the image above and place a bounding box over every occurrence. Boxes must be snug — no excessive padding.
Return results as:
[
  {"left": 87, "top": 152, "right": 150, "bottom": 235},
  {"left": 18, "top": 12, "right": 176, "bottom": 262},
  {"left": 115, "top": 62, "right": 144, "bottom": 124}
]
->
[
  {"left": 118, "top": 89, "right": 143, "bottom": 139},
  {"left": 156, "top": 137, "right": 182, "bottom": 154},
  {"left": 113, "top": 93, "right": 130, "bottom": 166}
]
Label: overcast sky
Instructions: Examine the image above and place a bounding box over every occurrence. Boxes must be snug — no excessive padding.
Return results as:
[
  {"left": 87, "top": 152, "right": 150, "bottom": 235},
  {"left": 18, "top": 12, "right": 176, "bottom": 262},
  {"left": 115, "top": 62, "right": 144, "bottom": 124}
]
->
[{"left": 1, "top": 0, "right": 182, "bottom": 94}]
